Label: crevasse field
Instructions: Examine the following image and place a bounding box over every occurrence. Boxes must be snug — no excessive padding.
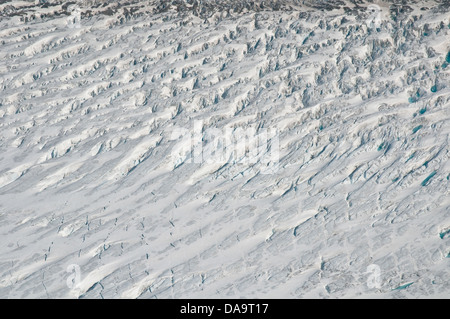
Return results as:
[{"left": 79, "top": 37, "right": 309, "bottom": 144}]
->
[{"left": 0, "top": 0, "right": 449, "bottom": 299}]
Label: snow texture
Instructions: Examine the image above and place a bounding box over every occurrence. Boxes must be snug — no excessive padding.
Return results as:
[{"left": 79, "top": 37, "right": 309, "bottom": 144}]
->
[{"left": 0, "top": 0, "right": 449, "bottom": 298}]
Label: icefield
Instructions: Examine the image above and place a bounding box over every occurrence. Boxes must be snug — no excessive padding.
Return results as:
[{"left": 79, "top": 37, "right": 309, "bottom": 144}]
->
[{"left": 0, "top": 0, "right": 449, "bottom": 298}]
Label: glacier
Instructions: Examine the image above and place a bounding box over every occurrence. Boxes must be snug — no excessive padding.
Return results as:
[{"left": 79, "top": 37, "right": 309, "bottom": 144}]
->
[{"left": 0, "top": 0, "right": 449, "bottom": 298}]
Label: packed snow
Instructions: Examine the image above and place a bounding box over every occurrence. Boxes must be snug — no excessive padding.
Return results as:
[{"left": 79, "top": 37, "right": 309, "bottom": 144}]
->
[{"left": 0, "top": 0, "right": 449, "bottom": 298}]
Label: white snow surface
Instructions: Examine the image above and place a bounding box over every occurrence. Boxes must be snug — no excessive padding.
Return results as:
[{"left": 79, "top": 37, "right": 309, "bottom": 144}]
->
[{"left": 0, "top": 0, "right": 449, "bottom": 298}]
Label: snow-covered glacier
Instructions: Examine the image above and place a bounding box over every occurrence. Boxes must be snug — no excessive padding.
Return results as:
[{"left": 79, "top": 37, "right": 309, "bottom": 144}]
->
[{"left": 0, "top": 0, "right": 449, "bottom": 298}]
